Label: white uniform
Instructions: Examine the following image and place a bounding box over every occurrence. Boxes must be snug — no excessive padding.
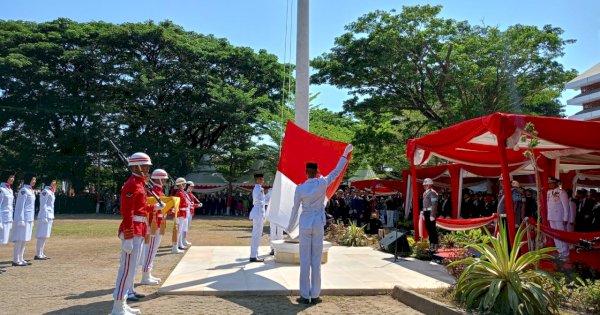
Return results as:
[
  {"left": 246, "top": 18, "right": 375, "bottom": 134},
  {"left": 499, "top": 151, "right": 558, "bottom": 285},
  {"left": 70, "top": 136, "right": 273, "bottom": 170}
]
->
[
  {"left": 0, "top": 182, "right": 14, "bottom": 245},
  {"left": 249, "top": 184, "right": 265, "bottom": 259},
  {"left": 11, "top": 184, "right": 36, "bottom": 264},
  {"left": 35, "top": 186, "right": 55, "bottom": 258},
  {"left": 266, "top": 189, "right": 283, "bottom": 250},
  {"left": 547, "top": 187, "right": 570, "bottom": 258},
  {"left": 287, "top": 156, "right": 348, "bottom": 299}
]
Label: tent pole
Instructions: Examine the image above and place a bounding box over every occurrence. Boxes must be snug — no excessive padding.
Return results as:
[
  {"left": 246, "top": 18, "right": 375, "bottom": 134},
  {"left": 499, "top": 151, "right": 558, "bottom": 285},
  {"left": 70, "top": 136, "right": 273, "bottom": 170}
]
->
[
  {"left": 410, "top": 160, "right": 420, "bottom": 240},
  {"left": 497, "top": 140, "right": 517, "bottom": 244}
]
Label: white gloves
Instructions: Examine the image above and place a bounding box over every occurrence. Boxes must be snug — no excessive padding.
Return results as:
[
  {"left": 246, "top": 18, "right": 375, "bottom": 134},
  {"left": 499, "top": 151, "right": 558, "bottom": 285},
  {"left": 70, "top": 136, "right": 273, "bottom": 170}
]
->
[
  {"left": 154, "top": 203, "right": 165, "bottom": 211},
  {"left": 0, "top": 223, "right": 3, "bottom": 230},
  {"left": 122, "top": 239, "right": 134, "bottom": 254},
  {"left": 343, "top": 144, "right": 353, "bottom": 158},
  {"left": 17, "top": 221, "right": 25, "bottom": 227},
  {"left": 430, "top": 216, "right": 436, "bottom": 221},
  {"left": 42, "top": 218, "right": 48, "bottom": 224}
]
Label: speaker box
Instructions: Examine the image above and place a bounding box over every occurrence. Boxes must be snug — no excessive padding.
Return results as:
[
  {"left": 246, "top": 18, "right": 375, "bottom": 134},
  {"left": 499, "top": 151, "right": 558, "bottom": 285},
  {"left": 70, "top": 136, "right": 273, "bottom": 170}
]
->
[{"left": 380, "top": 230, "right": 410, "bottom": 256}]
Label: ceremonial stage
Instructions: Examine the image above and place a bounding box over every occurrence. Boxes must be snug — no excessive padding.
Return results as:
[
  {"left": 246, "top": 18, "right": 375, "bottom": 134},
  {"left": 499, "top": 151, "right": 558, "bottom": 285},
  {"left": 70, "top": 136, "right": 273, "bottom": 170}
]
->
[{"left": 159, "top": 246, "right": 454, "bottom": 296}]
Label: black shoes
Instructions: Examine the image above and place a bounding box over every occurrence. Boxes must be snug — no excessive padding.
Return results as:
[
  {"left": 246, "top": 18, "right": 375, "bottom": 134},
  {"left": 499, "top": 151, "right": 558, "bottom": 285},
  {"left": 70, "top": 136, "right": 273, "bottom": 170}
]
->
[
  {"left": 249, "top": 257, "right": 264, "bottom": 262},
  {"left": 178, "top": 247, "right": 186, "bottom": 250},
  {"left": 311, "top": 297, "right": 322, "bottom": 304},
  {"left": 269, "top": 249, "right": 275, "bottom": 256},
  {"left": 296, "top": 297, "right": 310, "bottom": 304},
  {"left": 23, "top": 260, "right": 32, "bottom": 265},
  {"left": 34, "top": 256, "right": 48, "bottom": 260},
  {"left": 12, "top": 261, "right": 27, "bottom": 267}
]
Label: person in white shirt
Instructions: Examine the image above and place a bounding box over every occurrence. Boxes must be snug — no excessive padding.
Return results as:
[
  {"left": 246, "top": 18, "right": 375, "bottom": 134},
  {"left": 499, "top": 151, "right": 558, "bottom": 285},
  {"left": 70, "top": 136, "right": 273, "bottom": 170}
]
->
[
  {"left": 10, "top": 174, "right": 37, "bottom": 266},
  {"left": 249, "top": 173, "right": 266, "bottom": 262},
  {"left": 266, "top": 188, "right": 283, "bottom": 256},
  {"left": 546, "top": 176, "right": 570, "bottom": 258},
  {"left": 0, "top": 171, "right": 16, "bottom": 273},
  {"left": 287, "top": 144, "right": 352, "bottom": 304},
  {"left": 35, "top": 179, "right": 57, "bottom": 260}
]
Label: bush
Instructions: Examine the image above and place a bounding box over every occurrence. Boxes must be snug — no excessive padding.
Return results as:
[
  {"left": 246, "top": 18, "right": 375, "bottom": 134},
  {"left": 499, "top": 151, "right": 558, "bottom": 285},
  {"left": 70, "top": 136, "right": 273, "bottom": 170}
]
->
[
  {"left": 568, "top": 278, "right": 600, "bottom": 313},
  {"left": 340, "top": 221, "right": 368, "bottom": 247},
  {"left": 325, "top": 221, "right": 346, "bottom": 244},
  {"left": 440, "top": 229, "right": 491, "bottom": 249},
  {"left": 449, "top": 220, "right": 559, "bottom": 315},
  {"left": 413, "top": 240, "right": 431, "bottom": 260}
]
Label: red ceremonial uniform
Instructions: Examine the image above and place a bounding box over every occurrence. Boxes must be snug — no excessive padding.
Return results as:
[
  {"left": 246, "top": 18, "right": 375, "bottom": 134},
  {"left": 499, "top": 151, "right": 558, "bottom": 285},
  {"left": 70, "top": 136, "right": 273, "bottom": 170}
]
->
[
  {"left": 174, "top": 190, "right": 188, "bottom": 218},
  {"left": 150, "top": 184, "right": 164, "bottom": 226},
  {"left": 118, "top": 174, "right": 152, "bottom": 239},
  {"left": 187, "top": 192, "right": 197, "bottom": 216}
]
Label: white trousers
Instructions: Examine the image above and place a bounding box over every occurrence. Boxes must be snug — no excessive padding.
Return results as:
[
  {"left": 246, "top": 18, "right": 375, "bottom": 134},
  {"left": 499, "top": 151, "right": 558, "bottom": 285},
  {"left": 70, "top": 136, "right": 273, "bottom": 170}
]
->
[
  {"left": 186, "top": 213, "right": 192, "bottom": 232},
  {"left": 386, "top": 210, "right": 396, "bottom": 227},
  {"left": 299, "top": 221, "right": 324, "bottom": 299},
  {"left": 269, "top": 222, "right": 284, "bottom": 249},
  {"left": 177, "top": 217, "right": 186, "bottom": 247},
  {"left": 113, "top": 235, "right": 144, "bottom": 300},
  {"left": 12, "top": 240, "right": 26, "bottom": 263},
  {"left": 250, "top": 218, "right": 264, "bottom": 258},
  {"left": 549, "top": 220, "right": 569, "bottom": 258},
  {"left": 141, "top": 231, "right": 162, "bottom": 273}
]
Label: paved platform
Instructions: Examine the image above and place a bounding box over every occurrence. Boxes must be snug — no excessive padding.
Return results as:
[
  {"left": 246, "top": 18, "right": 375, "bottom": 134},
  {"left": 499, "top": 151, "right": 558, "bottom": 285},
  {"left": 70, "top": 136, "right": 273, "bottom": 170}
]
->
[{"left": 159, "top": 246, "right": 454, "bottom": 296}]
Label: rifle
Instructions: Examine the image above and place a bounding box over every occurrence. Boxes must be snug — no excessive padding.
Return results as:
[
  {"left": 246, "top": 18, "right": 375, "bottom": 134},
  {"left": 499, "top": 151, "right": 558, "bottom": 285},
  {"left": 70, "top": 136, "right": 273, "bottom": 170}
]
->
[{"left": 106, "top": 139, "right": 165, "bottom": 208}]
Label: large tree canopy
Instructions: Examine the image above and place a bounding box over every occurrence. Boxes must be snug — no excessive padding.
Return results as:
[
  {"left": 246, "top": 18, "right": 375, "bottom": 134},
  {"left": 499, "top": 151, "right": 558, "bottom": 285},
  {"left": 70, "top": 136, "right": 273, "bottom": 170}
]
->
[
  {"left": 0, "top": 19, "right": 291, "bottom": 191},
  {"left": 311, "top": 5, "right": 577, "bottom": 171}
]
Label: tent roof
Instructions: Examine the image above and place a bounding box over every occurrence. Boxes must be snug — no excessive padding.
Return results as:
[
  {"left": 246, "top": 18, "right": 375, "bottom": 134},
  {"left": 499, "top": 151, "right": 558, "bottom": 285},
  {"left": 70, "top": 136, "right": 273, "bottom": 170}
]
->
[
  {"left": 184, "top": 172, "right": 228, "bottom": 186},
  {"left": 232, "top": 172, "right": 275, "bottom": 187},
  {"left": 407, "top": 112, "right": 600, "bottom": 171}
]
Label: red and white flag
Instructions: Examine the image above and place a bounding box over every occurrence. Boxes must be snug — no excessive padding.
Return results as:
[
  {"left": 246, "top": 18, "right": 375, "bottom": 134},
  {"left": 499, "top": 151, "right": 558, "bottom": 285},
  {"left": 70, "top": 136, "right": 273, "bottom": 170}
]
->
[{"left": 267, "top": 121, "right": 351, "bottom": 238}]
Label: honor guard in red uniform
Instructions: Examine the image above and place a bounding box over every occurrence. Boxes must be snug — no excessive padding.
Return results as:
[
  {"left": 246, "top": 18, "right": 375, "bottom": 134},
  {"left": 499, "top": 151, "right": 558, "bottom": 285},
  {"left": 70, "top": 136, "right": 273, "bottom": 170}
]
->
[
  {"left": 138, "top": 169, "right": 168, "bottom": 285},
  {"left": 111, "top": 152, "right": 162, "bottom": 315},
  {"left": 172, "top": 177, "right": 189, "bottom": 253},
  {"left": 184, "top": 180, "right": 198, "bottom": 247}
]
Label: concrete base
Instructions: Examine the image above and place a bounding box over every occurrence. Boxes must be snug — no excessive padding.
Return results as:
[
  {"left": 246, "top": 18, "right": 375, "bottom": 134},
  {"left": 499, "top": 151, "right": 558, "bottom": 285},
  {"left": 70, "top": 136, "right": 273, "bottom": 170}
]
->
[
  {"left": 159, "top": 246, "right": 454, "bottom": 296},
  {"left": 272, "top": 240, "right": 331, "bottom": 264}
]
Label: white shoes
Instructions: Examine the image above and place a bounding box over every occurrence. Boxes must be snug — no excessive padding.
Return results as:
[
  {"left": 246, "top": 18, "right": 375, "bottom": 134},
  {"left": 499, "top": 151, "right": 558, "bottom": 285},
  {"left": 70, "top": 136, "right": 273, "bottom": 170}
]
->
[
  {"left": 141, "top": 272, "right": 161, "bottom": 285},
  {"left": 124, "top": 303, "right": 141, "bottom": 315},
  {"left": 183, "top": 240, "right": 192, "bottom": 247},
  {"left": 111, "top": 300, "right": 141, "bottom": 315},
  {"left": 171, "top": 245, "right": 183, "bottom": 254}
]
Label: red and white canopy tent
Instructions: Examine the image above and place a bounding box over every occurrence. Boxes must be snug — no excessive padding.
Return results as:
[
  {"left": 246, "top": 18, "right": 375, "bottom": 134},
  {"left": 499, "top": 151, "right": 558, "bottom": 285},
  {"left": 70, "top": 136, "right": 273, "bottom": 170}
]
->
[
  {"left": 399, "top": 163, "right": 529, "bottom": 220},
  {"left": 185, "top": 172, "right": 229, "bottom": 194},
  {"left": 406, "top": 112, "right": 600, "bottom": 242}
]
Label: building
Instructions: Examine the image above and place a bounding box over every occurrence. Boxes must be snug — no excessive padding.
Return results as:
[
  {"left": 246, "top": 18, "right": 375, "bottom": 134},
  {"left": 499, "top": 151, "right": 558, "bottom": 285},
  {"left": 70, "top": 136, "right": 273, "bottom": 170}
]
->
[{"left": 567, "top": 62, "right": 600, "bottom": 121}]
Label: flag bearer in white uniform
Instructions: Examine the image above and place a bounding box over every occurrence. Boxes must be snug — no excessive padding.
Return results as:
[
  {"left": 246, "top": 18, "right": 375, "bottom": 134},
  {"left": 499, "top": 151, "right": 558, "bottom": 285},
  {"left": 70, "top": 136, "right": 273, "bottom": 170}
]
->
[
  {"left": 11, "top": 174, "right": 37, "bottom": 267},
  {"left": 266, "top": 188, "right": 283, "bottom": 256},
  {"left": 249, "top": 173, "right": 266, "bottom": 262},
  {"left": 0, "top": 171, "right": 16, "bottom": 273},
  {"left": 35, "top": 179, "right": 56, "bottom": 260},
  {"left": 287, "top": 144, "right": 352, "bottom": 304}
]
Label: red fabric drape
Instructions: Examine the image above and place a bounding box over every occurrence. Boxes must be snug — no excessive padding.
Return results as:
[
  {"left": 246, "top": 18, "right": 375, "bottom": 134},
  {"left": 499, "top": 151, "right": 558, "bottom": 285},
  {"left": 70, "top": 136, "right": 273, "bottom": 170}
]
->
[
  {"left": 528, "top": 218, "right": 600, "bottom": 245},
  {"left": 436, "top": 214, "right": 498, "bottom": 231}
]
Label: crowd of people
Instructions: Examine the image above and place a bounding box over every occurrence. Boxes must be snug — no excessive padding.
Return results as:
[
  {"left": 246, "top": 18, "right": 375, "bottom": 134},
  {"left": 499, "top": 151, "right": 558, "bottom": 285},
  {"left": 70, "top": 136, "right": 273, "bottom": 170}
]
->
[{"left": 326, "top": 188, "right": 404, "bottom": 234}]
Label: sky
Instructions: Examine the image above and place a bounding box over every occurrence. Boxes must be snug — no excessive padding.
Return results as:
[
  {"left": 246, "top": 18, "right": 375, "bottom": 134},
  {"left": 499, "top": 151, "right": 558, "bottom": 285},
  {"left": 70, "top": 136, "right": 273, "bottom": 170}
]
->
[{"left": 4, "top": 0, "right": 600, "bottom": 116}]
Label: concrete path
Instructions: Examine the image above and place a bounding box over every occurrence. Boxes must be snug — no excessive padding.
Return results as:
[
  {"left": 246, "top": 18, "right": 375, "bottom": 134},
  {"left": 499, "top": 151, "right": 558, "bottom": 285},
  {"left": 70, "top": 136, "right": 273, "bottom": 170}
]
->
[{"left": 160, "top": 246, "right": 453, "bottom": 296}]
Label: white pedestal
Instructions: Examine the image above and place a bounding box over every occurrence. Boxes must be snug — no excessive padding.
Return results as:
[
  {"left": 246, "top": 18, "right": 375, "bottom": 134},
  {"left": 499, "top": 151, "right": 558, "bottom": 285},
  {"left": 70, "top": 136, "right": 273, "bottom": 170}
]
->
[{"left": 271, "top": 240, "right": 332, "bottom": 264}]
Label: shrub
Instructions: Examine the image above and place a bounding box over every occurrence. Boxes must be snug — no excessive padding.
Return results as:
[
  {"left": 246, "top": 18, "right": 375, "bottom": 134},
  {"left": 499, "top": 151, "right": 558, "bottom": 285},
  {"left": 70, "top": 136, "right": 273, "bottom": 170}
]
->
[
  {"left": 325, "top": 221, "right": 346, "bottom": 244},
  {"left": 449, "top": 220, "right": 559, "bottom": 315},
  {"left": 340, "top": 221, "right": 368, "bottom": 247},
  {"left": 413, "top": 240, "right": 431, "bottom": 260}
]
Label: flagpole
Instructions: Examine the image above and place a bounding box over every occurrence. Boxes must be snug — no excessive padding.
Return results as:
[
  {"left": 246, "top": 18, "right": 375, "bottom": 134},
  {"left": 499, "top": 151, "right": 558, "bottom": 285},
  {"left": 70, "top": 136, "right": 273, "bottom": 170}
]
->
[{"left": 295, "top": 0, "right": 309, "bottom": 131}]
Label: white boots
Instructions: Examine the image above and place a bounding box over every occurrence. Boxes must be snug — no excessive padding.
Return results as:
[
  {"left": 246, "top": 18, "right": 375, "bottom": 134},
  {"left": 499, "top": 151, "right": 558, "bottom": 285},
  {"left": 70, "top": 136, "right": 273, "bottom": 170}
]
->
[
  {"left": 111, "top": 300, "right": 141, "bottom": 315},
  {"left": 140, "top": 272, "right": 161, "bottom": 285}
]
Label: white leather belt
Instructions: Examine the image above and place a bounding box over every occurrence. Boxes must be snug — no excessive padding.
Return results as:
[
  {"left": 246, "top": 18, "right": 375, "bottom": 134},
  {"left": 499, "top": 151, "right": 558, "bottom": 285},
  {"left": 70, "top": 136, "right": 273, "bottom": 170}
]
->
[
  {"left": 423, "top": 207, "right": 432, "bottom": 211},
  {"left": 157, "top": 214, "right": 163, "bottom": 218},
  {"left": 133, "top": 215, "right": 147, "bottom": 223},
  {"left": 499, "top": 213, "right": 507, "bottom": 218}
]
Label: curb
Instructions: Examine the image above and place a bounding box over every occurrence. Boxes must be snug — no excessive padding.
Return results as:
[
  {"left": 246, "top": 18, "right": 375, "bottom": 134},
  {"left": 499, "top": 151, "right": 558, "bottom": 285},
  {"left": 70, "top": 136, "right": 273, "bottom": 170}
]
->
[{"left": 391, "top": 286, "right": 464, "bottom": 315}]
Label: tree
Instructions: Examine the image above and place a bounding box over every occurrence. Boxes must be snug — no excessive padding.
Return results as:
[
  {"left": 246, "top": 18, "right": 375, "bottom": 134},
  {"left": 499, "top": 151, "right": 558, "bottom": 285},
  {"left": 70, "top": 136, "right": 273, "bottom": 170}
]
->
[
  {"left": 311, "top": 5, "right": 577, "bottom": 164},
  {"left": 0, "top": 19, "right": 292, "bottom": 191}
]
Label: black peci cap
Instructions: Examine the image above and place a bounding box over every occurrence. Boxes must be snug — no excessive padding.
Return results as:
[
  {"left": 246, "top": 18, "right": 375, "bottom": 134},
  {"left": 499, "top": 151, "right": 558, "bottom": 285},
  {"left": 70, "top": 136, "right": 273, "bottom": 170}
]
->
[{"left": 306, "top": 162, "right": 318, "bottom": 170}]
